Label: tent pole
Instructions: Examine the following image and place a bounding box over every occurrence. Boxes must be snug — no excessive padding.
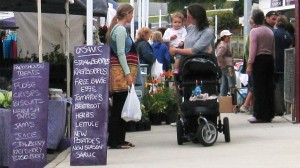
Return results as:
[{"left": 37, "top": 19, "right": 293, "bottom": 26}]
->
[
  {"left": 65, "top": 0, "right": 71, "bottom": 138},
  {"left": 141, "top": 0, "right": 145, "bottom": 28},
  {"left": 65, "top": 1, "right": 70, "bottom": 100},
  {"left": 86, "top": 0, "right": 93, "bottom": 45},
  {"left": 130, "top": 0, "right": 134, "bottom": 39},
  {"left": 37, "top": 0, "right": 42, "bottom": 62},
  {"left": 146, "top": 0, "right": 149, "bottom": 28},
  {"left": 138, "top": 0, "right": 141, "bottom": 31}
]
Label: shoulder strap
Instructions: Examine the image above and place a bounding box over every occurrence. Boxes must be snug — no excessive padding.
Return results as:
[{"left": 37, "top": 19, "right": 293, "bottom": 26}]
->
[
  {"left": 110, "top": 24, "right": 121, "bottom": 37},
  {"left": 110, "top": 24, "right": 121, "bottom": 56}
]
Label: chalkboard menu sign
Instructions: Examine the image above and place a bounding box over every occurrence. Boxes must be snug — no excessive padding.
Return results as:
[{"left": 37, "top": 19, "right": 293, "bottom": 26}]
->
[
  {"left": 71, "top": 45, "right": 110, "bottom": 166},
  {"left": 9, "top": 63, "right": 49, "bottom": 168}
]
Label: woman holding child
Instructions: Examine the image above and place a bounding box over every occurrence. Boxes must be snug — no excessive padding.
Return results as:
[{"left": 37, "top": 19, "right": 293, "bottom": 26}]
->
[{"left": 169, "top": 3, "right": 214, "bottom": 57}]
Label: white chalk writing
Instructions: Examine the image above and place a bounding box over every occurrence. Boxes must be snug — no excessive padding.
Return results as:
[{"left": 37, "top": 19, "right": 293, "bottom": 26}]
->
[
  {"left": 74, "top": 58, "right": 109, "bottom": 66},
  {"left": 74, "top": 103, "right": 101, "bottom": 109},
  {"left": 74, "top": 67, "right": 108, "bottom": 75}
]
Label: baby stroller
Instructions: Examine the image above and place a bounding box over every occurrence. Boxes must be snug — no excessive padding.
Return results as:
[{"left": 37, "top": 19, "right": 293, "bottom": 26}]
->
[{"left": 176, "top": 53, "right": 230, "bottom": 146}]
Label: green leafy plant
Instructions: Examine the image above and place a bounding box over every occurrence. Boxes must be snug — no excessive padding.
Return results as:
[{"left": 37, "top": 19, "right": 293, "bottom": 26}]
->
[
  {"left": 0, "top": 90, "right": 12, "bottom": 109},
  {"left": 161, "top": 87, "right": 178, "bottom": 113},
  {"left": 42, "top": 45, "right": 74, "bottom": 65},
  {"left": 143, "top": 91, "right": 168, "bottom": 114},
  {"left": 17, "top": 44, "right": 73, "bottom": 64},
  {"left": 142, "top": 72, "right": 178, "bottom": 115},
  {"left": 140, "top": 103, "right": 150, "bottom": 122}
]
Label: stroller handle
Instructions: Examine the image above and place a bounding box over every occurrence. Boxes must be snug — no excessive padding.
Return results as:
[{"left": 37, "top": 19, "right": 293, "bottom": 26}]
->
[{"left": 180, "top": 80, "right": 219, "bottom": 87}]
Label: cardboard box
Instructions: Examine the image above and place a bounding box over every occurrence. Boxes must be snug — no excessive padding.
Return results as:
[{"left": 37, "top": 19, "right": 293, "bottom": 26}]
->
[{"left": 219, "top": 96, "right": 234, "bottom": 113}]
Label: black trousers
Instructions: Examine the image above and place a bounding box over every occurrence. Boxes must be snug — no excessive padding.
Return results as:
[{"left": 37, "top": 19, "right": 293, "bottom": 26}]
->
[
  {"left": 108, "top": 91, "right": 128, "bottom": 147},
  {"left": 252, "top": 55, "right": 275, "bottom": 121}
]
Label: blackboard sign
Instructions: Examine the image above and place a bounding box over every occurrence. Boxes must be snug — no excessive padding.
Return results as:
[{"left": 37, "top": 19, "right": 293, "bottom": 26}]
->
[
  {"left": 9, "top": 63, "right": 49, "bottom": 168},
  {"left": 71, "top": 45, "right": 110, "bottom": 166}
]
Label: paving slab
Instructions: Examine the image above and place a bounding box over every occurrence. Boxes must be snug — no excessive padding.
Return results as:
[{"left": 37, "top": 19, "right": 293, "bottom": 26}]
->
[{"left": 46, "top": 113, "right": 300, "bottom": 168}]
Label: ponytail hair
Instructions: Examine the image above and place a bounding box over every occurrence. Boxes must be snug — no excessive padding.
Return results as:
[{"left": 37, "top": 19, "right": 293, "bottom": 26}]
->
[
  {"left": 105, "top": 16, "right": 118, "bottom": 43},
  {"left": 105, "top": 4, "right": 134, "bottom": 43},
  {"left": 214, "top": 39, "right": 221, "bottom": 48},
  {"left": 214, "top": 35, "right": 227, "bottom": 48}
]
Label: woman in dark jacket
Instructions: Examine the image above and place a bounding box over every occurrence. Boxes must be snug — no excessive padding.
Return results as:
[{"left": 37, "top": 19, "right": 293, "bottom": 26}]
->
[{"left": 135, "top": 27, "right": 156, "bottom": 75}]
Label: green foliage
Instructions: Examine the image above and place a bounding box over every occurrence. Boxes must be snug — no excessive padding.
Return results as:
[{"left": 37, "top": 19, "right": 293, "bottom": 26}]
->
[
  {"left": 42, "top": 45, "right": 73, "bottom": 65},
  {"left": 161, "top": 87, "right": 178, "bottom": 116},
  {"left": 140, "top": 104, "right": 150, "bottom": 121},
  {"left": 142, "top": 91, "right": 167, "bottom": 114},
  {"left": 149, "top": 16, "right": 169, "bottom": 23},
  {"left": 210, "top": 11, "right": 241, "bottom": 33},
  {"left": 168, "top": 0, "right": 230, "bottom": 13},
  {"left": 18, "top": 44, "right": 73, "bottom": 65},
  {"left": 233, "top": 0, "right": 244, "bottom": 17},
  {"left": 0, "top": 90, "right": 12, "bottom": 109},
  {"left": 142, "top": 86, "right": 177, "bottom": 114},
  {"left": 233, "top": 0, "right": 259, "bottom": 17}
]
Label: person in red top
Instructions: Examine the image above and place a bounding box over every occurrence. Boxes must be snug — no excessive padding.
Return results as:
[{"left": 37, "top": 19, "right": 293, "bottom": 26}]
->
[{"left": 246, "top": 9, "right": 275, "bottom": 123}]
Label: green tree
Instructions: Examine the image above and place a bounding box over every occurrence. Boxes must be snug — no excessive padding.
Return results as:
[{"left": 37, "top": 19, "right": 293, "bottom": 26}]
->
[
  {"left": 210, "top": 11, "right": 241, "bottom": 33},
  {"left": 233, "top": 0, "right": 259, "bottom": 17},
  {"left": 167, "top": 0, "right": 234, "bottom": 13}
]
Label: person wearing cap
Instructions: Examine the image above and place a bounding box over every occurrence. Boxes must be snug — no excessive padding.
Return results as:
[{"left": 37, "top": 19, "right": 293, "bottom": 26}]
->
[
  {"left": 247, "top": 9, "right": 275, "bottom": 123},
  {"left": 215, "top": 30, "right": 236, "bottom": 96},
  {"left": 264, "top": 11, "right": 278, "bottom": 29}
]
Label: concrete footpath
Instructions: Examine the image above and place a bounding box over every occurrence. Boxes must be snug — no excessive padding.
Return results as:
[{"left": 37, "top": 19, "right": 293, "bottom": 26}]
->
[{"left": 46, "top": 113, "right": 300, "bottom": 168}]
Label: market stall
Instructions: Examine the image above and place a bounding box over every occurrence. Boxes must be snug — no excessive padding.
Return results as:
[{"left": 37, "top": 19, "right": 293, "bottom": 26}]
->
[{"left": 0, "top": 0, "right": 110, "bottom": 166}]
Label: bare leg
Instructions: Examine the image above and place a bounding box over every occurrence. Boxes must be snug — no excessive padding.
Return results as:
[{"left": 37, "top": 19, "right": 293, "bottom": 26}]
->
[
  {"left": 243, "top": 91, "right": 253, "bottom": 107},
  {"left": 174, "top": 58, "right": 180, "bottom": 71}
]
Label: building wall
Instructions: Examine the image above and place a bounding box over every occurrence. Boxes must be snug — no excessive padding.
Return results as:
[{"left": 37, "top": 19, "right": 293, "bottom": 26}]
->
[{"left": 259, "top": 0, "right": 295, "bottom": 14}]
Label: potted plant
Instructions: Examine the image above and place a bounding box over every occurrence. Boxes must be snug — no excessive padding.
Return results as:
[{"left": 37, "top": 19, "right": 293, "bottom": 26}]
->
[
  {"left": 160, "top": 87, "right": 178, "bottom": 124},
  {"left": 142, "top": 72, "right": 178, "bottom": 125},
  {"left": 137, "top": 104, "right": 151, "bottom": 131},
  {"left": 142, "top": 91, "right": 166, "bottom": 125}
]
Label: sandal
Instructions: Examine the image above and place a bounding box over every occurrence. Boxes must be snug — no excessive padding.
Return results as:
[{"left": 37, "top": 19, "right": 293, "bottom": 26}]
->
[
  {"left": 123, "top": 141, "right": 135, "bottom": 147},
  {"left": 109, "top": 144, "right": 130, "bottom": 149}
]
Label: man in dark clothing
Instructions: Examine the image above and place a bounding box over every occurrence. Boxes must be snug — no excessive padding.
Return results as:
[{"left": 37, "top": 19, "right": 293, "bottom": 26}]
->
[
  {"left": 273, "top": 15, "right": 292, "bottom": 116},
  {"left": 264, "top": 11, "right": 278, "bottom": 29}
]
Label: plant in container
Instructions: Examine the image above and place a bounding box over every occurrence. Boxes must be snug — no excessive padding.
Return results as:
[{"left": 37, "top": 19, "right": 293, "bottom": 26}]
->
[{"left": 142, "top": 71, "right": 177, "bottom": 125}]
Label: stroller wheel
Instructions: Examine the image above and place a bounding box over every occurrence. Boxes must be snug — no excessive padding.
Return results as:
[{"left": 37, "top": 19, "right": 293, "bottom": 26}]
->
[
  {"left": 197, "top": 120, "right": 218, "bottom": 147},
  {"left": 223, "top": 117, "right": 230, "bottom": 142},
  {"left": 176, "top": 120, "right": 184, "bottom": 145}
]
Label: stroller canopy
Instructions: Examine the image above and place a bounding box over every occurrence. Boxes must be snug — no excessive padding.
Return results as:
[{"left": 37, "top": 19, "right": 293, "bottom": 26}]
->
[{"left": 179, "top": 53, "right": 221, "bottom": 80}]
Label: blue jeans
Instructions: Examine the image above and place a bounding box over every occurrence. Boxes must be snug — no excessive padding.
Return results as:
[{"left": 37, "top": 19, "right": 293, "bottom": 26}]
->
[{"left": 220, "top": 67, "right": 236, "bottom": 96}]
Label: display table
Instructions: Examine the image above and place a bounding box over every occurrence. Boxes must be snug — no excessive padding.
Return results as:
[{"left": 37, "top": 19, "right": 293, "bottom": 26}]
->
[
  {"left": 0, "top": 108, "right": 10, "bottom": 167},
  {"left": 47, "top": 100, "right": 67, "bottom": 150},
  {"left": 0, "top": 100, "right": 67, "bottom": 166}
]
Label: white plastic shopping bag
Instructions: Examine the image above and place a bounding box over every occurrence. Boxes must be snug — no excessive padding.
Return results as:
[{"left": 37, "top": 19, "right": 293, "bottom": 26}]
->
[
  {"left": 121, "top": 84, "right": 142, "bottom": 122},
  {"left": 151, "top": 59, "right": 163, "bottom": 79}
]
